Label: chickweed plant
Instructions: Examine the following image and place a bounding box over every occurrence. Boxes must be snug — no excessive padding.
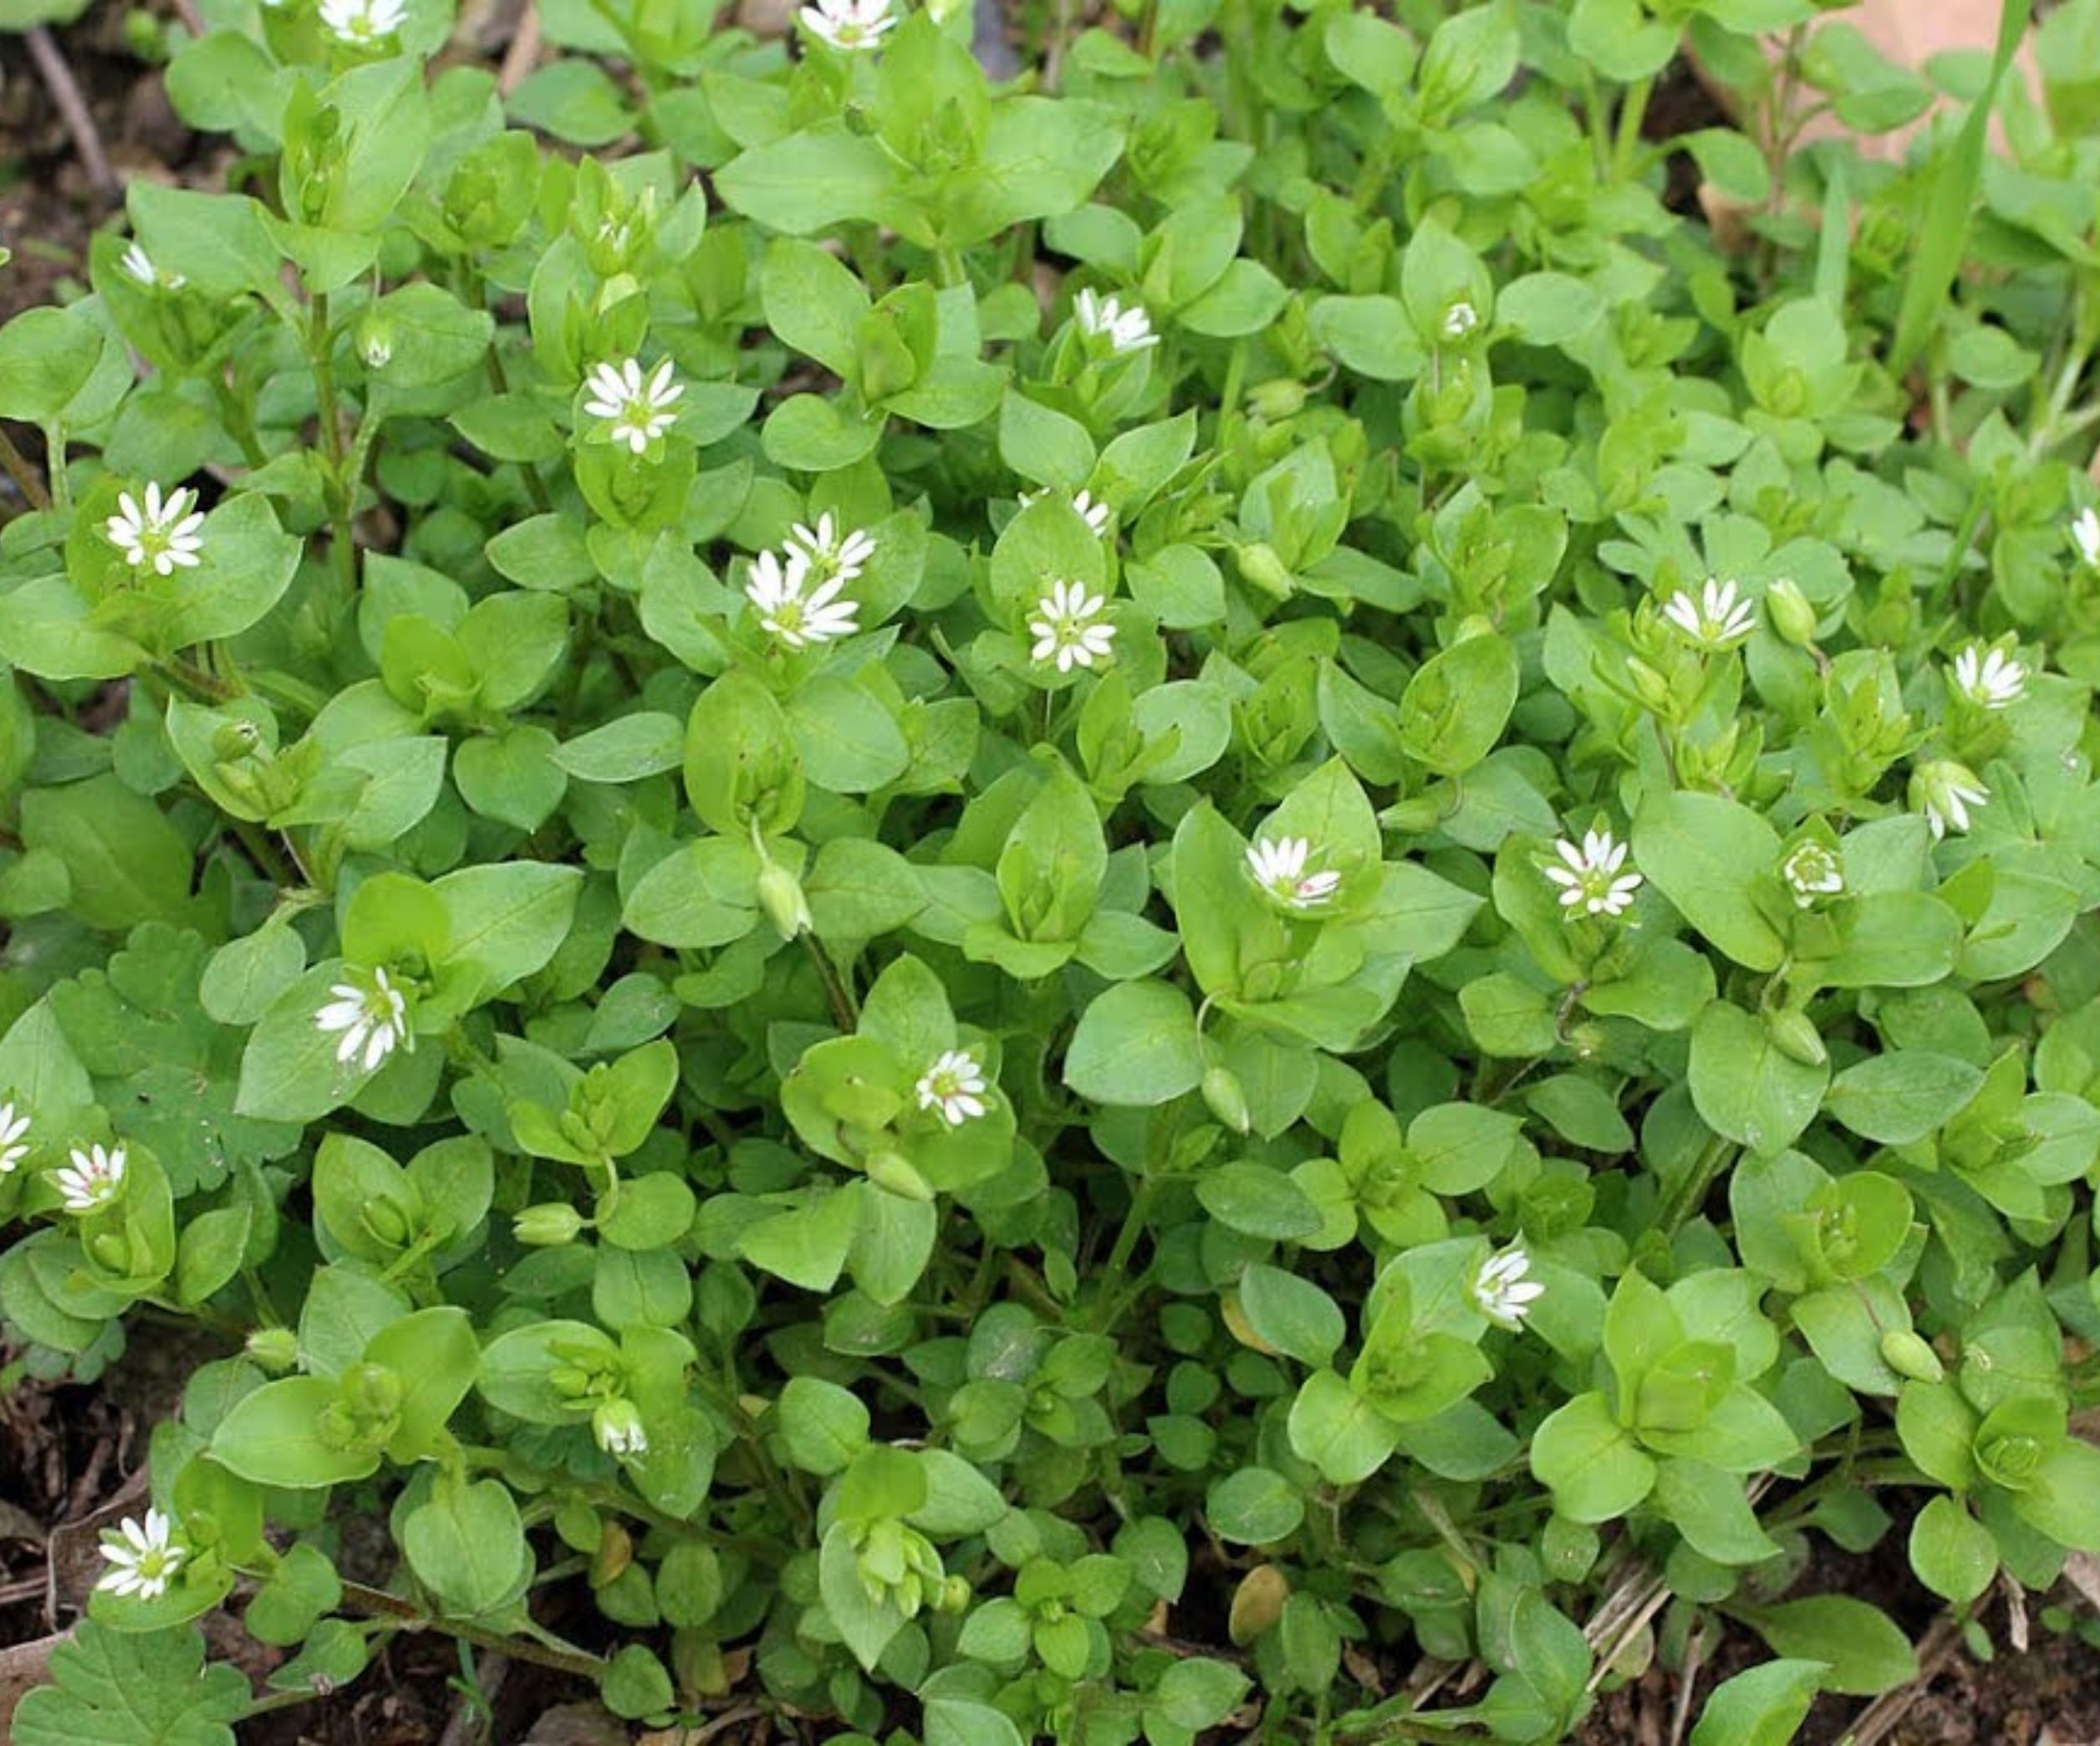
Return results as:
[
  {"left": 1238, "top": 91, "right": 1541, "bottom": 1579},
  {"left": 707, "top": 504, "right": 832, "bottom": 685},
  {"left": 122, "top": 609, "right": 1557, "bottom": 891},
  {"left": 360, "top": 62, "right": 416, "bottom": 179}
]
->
[{"left": 7, "top": 0, "right": 2100, "bottom": 1740}]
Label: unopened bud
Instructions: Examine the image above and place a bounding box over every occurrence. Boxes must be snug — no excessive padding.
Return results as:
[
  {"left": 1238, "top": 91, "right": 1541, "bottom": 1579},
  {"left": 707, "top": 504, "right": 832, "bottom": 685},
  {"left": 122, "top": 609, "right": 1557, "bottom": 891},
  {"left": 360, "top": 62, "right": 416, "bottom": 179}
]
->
[
  {"left": 757, "top": 861, "right": 813, "bottom": 941},
  {"left": 1880, "top": 1329, "right": 1945, "bottom": 1383},
  {"left": 593, "top": 1397, "right": 650, "bottom": 1459},
  {"left": 514, "top": 1202, "right": 585, "bottom": 1246},
  {"left": 1201, "top": 1065, "right": 1252, "bottom": 1135},
  {"left": 1765, "top": 579, "right": 1817, "bottom": 648},
  {"left": 1763, "top": 1006, "right": 1828, "bottom": 1069},
  {"left": 357, "top": 312, "right": 393, "bottom": 371},
  {"left": 1248, "top": 378, "right": 1307, "bottom": 420},
  {"left": 1236, "top": 542, "right": 1294, "bottom": 602},
  {"left": 246, "top": 1326, "right": 300, "bottom": 1372},
  {"left": 935, "top": 1574, "right": 971, "bottom": 1612},
  {"left": 1624, "top": 656, "right": 1674, "bottom": 713},
  {"left": 864, "top": 1149, "right": 934, "bottom": 1202}
]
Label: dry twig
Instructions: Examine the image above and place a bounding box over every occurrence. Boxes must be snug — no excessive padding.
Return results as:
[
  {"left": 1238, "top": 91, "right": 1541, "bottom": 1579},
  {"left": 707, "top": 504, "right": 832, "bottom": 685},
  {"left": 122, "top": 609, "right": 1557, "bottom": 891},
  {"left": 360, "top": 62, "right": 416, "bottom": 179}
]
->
[{"left": 23, "top": 25, "right": 118, "bottom": 200}]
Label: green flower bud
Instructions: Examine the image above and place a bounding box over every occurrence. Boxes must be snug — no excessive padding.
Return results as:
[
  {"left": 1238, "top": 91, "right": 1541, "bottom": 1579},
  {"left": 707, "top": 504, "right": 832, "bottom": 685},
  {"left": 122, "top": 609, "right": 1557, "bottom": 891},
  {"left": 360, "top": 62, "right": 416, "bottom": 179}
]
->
[
  {"left": 246, "top": 1326, "right": 300, "bottom": 1372},
  {"left": 1763, "top": 1006, "right": 1828, "bottom": 1069},
  {"left": 361, "top": 1195, "right": 414, "bottom": 1248},
  {"left": 1248, "top": 378, "right": 1307, "bottom": 420},
  {"left": 89, "top": 1231, "right": 133, "bottom": 1274},
  {"left": 1201, "top": 1064, "right": 1252, "bottom": 1135},
  {"left": 356, "top": 310, "right": 393, "bottom": 372},
  {"left": 936, "top": 1574, "right": 972, "bottom": 1613},
  {"left": 757, "top": 860, "right": 813, "bottom": 941},
  {"left": 1236, "top": 542, "right": 1295, "bottom": 601},
  {"left": 864, "top": 1149, "right": 935, "bottom": 1202},
  {"left": 515, "top": 1202, "right": 585, "bottom": 1246},
  {"left": 1879, "top": 1329, "right": 1945, "bottom": 1383},
  {"left": 1765, "top": 578, "right": 1818, "bottom": 648},
  {"left": 1624, "top": 656, "right": 1674, "bottom": 713}
]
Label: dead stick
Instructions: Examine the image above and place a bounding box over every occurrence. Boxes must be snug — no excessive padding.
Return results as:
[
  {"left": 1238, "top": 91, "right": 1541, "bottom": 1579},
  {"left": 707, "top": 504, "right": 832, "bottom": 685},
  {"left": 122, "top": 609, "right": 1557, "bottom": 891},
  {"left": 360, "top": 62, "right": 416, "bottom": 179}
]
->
[
  {"left": 497, "top": 3, "right": 541, "bottom": 96},
  {"left": 24, "top": 26, "right": 118, "bottom": 200}
]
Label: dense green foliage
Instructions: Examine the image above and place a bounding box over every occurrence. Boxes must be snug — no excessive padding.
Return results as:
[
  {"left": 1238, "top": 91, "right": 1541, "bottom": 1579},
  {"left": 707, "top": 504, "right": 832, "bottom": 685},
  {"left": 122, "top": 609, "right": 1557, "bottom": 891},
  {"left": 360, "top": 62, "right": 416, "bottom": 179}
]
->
[{"left": 7, "top": 0, "right": 2100, "bottom": 1738}]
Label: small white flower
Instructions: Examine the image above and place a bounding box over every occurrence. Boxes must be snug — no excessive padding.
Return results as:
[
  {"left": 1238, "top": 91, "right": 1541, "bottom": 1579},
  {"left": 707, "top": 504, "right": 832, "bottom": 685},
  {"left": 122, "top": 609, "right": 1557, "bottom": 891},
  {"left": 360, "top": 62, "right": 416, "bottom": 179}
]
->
[
  {"left": 95, "top": 1509, "right": 186, "bottom": 1602},
  {"left": 1543, "top": 828, "right": 1643, "bottom": 919},
  {"left": 105, "top": 482, "right": 205, "bottom": 578},
  {"left": 1660, "top": 577, "right": 1757, "bottom": 651},
  {"left": 1951, "top": 645, "right": 2026, "bottom": 711},
  {"left": 593, "top": 1399, "right": 649, "bottom": 1459},
  {"left": 1027, "top": 579, "right": 1117, "bottom": 673},
  {"left": 1073, "top": 288, "right": 1158, "bottom": 355},
  {"left": 120, "top": 242, "right": 184, "bottom": 291},
  {"left": 1441, "top": 300, "right": 1479, "bottom": 340},
  {"left": 319, "top": 0, "right": 407, "bottom": 43},
  {"left": 54, "top": 1143, "right": 125, "bottom": 1214},
  {"left": 0, "top": 1100, "right": 29, "bottom": 1175},
  {"left": 1245, "top": 835, "right": 1342, "bottom": 910},
  {"left": 1781, "top": 841, "right": 1844, "bottom": 908},
  {"left": 745, "top": 549, "right": 859, "bottom": 648},
  {"left": 313, "top": 966, "right": 411, "bottom": 1074},
  {"left": 2072, "top": 507, "right": 2100, "bottom": 570},
  {"left": 581, "top": 358, "right": 684, "bottom": 456},
  {"left": 1020, "top": 487, "right": 1113, "bottom": 537},
  {"left": 916, "top": 1049, "right": 989, "bottom": 1127},
  {"left": 785, "top": 513, "right": 878, "bottom": 581},
  {"left": 798, "top": 0, "right": 897, "bottom": 49},
  {"left": 1471, "top": 1246, "right": 1544, "bottom": 1330},
  {"left": 1914, "top": 761, "right": 1989, "bottom": 840}
]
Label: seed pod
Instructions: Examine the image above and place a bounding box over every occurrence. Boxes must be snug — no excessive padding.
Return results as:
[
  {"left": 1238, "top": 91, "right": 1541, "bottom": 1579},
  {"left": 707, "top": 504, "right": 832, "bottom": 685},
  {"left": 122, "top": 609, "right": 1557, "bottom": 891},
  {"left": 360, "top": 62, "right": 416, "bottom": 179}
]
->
[
  {"left": 1765, "top": 579, "right": 1817, "bottom": 648},
  {"left": 1763, "top": 1006, "right": 1828, "bottom": 1069}
]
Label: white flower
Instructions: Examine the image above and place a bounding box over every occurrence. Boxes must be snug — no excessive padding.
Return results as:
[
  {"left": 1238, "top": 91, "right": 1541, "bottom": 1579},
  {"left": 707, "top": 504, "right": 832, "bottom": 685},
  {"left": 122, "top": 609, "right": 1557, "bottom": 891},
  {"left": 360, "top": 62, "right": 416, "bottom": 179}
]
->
[
  {"left": 746, "top": 549, "right": 859, "bottom": 648},
  {"left": 0, "top": 1100, "right": 29, "bottom": 1175},
  {"left": 2072, "top": 507, "right": 2100, "bottom": 570},
  {"left": 319, "top": 0, "right": 407, "bottom": 43},
  {"left": 1027, "top": 579, "right": 1117, "bottom": 673},
  {"left": 1020, "top": 488, "right": 1113, "bottom": 537},
  {"left": 313, "top": 966, "right": 411, "bottom": 1073},
  {"left": 1913, "top": 761, "right": 1989, "bottom": 840},
  {"left": 1245, "top": 835, "right": 1342, "bottom": 910},
  {"left": 785, "top": 513, "right": 877, "bottom": 581},
  {"left": 1471, "top": 1247, "right": 1544, "bottom": 1330},
  {"left": 1781, "top": 841, "right": 1844, "bottom": 908},
  {"left": 1073, "top": 288, "right": 1158, "bottom": 354},
  {"left": 582, "top": 358, "right": 684, "bottom": 456},
  {"left": 54, "top": 1143, "right": 125, "bottom": 1214},
  {"left": 120, "top": 242, "right": 184, "bottom": 291},
  {"left": 1441, "top": 300, "right": 1479, "bottom": 340},
  {"left": 593, "top": 1399, "right": 649, "bottom": 1459},
  {"left": 105, "top": 483, "right": 205, "bottom": 578},
  {"left": 1543, "top": 828, "right": 1643, "bottom": 919},
  {"left": 1951, "top": 645, "right": 2026, "bottom": 711},
  {"left": 1660, "top": 577, "right": 1756, "bottom": 651},
  {"left": 799, "top": 0, "right": 897, "bottom": 49},
  {"left": 916, "top": 1049, "right": 989, "bottom": 1126},
  {"left": 95, "top": 1510, "right": 186, "bottom": 1601}
]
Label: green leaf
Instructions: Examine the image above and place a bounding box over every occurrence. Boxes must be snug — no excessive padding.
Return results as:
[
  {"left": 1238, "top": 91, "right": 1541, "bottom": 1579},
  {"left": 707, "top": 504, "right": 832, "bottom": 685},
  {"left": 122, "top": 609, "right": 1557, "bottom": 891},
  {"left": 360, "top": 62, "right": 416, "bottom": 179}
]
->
[
  {"left": 435, "top": 862, "right": 584, "bottom": 998},
  {"left": 1686, "top": 1659, "right": 1827, "bottom": 1746},
  {"left": 1908, "top": 1493, "right": 1997, "bottom": 1604},
  {"left": 1825, "top": 1051, "right": 1983, "bottom": 1145},
  {"left": 13, "top": 1620, "right": 247, "bottom": 1746},
  {"left": 1397, "top": 634, "right": 1519, "bottom": 776},
  {"left": 19, "top": 776, "right": 195, "bottom": 932},
  {"left": 1734, "top": 1597, "right": 1916, "bottom": 1697},
  {"left": 1634, "top": 791, "right": 1785, "bottom": 972},
  {"left": 211, "top": 1376, "right": 380, "bottom": 1488},
  {"left": 1205, "top": 1465, "right": 1305, "bottom": 1544},
  {"left": 1287, "top": 1369, "right": 1400, "bottom": 1485},
  {"left": 1238, "top": 1264, "right": 1345, "bottom": 1367},
  {"left": 402, "top": 1477, "right": 528, "bottom": 1616},
  {"left": 1063, "top": 978, "right": 1204, "bottom": 1106},
  {"left": 1529, "top": 1391, "right": 1657, "bottom": 1524},
  {"left": 1689, "top": 1002, "right": 1829, "bottom": 1156}
]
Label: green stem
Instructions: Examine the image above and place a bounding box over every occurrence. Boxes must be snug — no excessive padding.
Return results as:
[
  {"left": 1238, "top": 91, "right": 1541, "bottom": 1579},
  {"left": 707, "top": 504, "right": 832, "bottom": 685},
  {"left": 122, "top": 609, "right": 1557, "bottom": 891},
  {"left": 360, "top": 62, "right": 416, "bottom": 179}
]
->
[
  {"left": 1612, "top": 75, "right": 1653, "bottom": 181},
  {"left": 336, "top": 1578, "right": 607, "bottom": 1679},
  {"left": 802, "top": 933, "right": 859, "bottom": 1030}
]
